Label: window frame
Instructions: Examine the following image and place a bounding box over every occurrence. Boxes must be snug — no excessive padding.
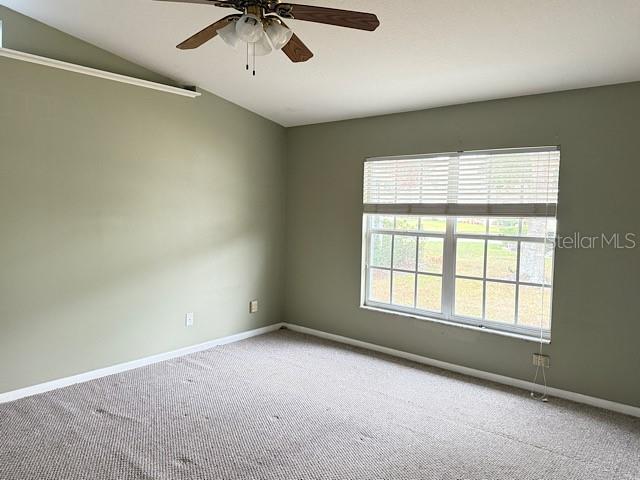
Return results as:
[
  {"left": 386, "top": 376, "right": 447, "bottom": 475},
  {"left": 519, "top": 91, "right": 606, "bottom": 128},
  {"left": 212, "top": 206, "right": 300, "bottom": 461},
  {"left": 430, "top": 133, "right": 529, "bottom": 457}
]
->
[{"left": 361, "top": 215, "right": 555, "bottom": 341}]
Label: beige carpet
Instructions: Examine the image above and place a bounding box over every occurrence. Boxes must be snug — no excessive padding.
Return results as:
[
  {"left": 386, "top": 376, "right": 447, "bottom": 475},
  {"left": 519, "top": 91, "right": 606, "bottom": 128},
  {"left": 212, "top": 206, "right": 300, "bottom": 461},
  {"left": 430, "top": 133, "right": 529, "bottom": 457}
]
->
[{"left": 1, "top": 329, "right": 638, "bottom": 479}]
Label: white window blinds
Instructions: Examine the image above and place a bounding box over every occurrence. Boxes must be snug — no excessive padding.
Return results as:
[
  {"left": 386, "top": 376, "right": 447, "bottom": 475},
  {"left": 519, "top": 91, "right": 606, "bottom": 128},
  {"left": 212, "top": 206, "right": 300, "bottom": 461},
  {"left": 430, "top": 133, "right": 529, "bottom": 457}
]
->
[{"left": 363, "top": 147, "right": 560, "bottom": 217}]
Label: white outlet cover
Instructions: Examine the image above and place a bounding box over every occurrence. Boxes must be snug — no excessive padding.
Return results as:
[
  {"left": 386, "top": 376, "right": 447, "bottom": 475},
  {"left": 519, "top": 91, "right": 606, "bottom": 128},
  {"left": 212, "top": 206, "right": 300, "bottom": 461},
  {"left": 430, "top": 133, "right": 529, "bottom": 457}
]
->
[
  {"left": 249, "top": 301, "right": 258, "bottom": 314},
  {"left": 185, "top": 312, "right": 194, "bottom": 327},
  {"left": 532, "top": 353, "right": 550, "bottom": 368}
]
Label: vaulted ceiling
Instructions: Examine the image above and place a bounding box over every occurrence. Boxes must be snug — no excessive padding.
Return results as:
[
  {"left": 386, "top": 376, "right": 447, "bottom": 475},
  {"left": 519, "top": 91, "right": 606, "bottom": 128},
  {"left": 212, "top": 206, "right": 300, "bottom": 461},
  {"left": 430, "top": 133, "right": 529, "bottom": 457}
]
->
[{"left": 4, "top": 0, "right": 640, "bottom": 126}]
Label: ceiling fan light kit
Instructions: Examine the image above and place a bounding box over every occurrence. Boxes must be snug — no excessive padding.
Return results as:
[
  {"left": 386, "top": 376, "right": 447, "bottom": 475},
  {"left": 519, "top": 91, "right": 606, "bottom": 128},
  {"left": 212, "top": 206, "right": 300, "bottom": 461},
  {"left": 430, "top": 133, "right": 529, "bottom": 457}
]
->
[
  {"left": 265, "top": 18, "right": 294, "bottom": 50},
  {"left": 253, "top": 30, "right": 273, "bottom": 56},
  {"left": 156, "top": 0, "right": 380, "bottom": 75},
  {"left": 235, "top": 13, "right": 264, "bottom": 43},
  {"left": 217, "top": 21, "right": 241, "bottom": 47}
]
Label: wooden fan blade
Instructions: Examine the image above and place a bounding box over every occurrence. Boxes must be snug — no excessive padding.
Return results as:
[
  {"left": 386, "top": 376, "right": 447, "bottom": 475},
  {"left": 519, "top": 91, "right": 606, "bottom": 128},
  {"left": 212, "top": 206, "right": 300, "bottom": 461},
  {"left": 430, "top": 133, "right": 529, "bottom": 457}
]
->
[
  {"left": 177, "top": 14, "right": 239, "bottom": 50},
  {"left": 282, "top": 33, "right": 314, "bottom": 62},
  {"left": 275, "top": 4, "right": 380, "bottom": 31},
  {"left": 275, "top": 19, "right": 314, "bottom": 63}
]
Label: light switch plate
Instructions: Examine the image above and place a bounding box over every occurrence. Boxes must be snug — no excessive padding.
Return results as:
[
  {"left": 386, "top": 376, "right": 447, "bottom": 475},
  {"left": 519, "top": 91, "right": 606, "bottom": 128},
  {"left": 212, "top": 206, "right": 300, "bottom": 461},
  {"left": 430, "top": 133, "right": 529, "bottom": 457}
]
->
[{"left": 185, "top": 312, "right": 194, "bottom": 327}]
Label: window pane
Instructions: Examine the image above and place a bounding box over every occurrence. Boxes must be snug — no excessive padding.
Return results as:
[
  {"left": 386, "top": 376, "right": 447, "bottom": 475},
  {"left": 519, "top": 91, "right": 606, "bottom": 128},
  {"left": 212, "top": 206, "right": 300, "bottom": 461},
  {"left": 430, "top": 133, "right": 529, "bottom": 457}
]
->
[
  {"left": 456, "top": 217, "right": 487, "bottom": 234},
  {"left": 420, "top": 216, "right": 446, "bottom": 233},
  {"left": 392, "top": 271, "right": 415, "bottom": 307},
  {"left": 417, "top": 274, "right": 442, "bottom": 313},
  {"left": 369, "top": 268, "right": 390, "bottom": 304},
  {"left": 520, "top": 242, "right": 554, "bottom": 285},
  {"left": 393, "top": 235, "right": 417, "bottom": 271},
  {"left": 521, "top": 218, "right": 556, "bottom": 238},
  {"left": 364, "top": 211, "right": 556, "bottom": 338},
  {"left": 486, "top": 282, "right": 516, "bottom": 323},
  {"left": 370, "top": 215, "right": 394, "bottom": 230},
  {"left": 518, "top": 285, "right": 552, "bottom": 330},
  {"left": 418, "top": 237, "right": 444, "bottom": 273},
  {"left": 489, "top": 218, "right": 520, "bottom": 236},
  {"left": 395, "top": 216, "right": 419, "bottom": 231},
  {"left": 544, "top": 244, "right": 555, "bottom": 285},
  {"left": 455, "top": 278, "right": 483, "bottom": 318},
  {"left": 486, "top": 240, "right": 517, "bottom": 281},
  {"left": 370, "top": 234, "right": 392, "bottom": 268},
  {"left": 456, "top": 239, "right": 485, "bottom": 278}
]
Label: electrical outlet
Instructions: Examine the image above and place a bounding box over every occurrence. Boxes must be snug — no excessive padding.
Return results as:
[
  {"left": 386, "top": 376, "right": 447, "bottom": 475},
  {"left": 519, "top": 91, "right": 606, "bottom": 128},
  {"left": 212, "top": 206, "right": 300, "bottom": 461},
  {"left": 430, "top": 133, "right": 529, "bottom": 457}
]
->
[
  {"left": 185, "top": 312, "right": 194, "bottom": 327},
  {"left": 532, "top": 353, "right": 550, "bottom": 368},
  {"left": 249, "top": 300, "right": 258, "bottom": 314}
]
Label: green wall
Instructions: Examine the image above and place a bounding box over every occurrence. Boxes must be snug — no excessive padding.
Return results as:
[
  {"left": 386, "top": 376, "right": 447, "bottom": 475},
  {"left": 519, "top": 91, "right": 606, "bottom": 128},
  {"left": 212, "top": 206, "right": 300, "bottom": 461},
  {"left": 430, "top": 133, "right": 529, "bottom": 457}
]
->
[
  {"left": 0, "top": 8, "right": 286, "bottom": 393},
  {"left": 285, "top": 83, "right": 640, "bottom": 407},
  {"left": 2, "top": 6, "right": 639, "bottom": 408}
]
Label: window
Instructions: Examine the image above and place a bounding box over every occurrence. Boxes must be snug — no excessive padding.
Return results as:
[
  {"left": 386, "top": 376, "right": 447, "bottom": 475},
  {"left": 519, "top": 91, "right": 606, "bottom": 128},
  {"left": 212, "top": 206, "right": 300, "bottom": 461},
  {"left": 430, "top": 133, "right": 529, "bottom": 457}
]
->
[{"left": 362, "top": 147, "right": 559, "bottom": 340}]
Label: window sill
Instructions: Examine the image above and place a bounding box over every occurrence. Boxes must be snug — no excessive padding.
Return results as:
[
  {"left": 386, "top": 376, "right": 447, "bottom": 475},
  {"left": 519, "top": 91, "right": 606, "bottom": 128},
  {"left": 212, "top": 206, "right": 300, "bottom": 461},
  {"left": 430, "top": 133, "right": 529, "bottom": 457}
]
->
[{"left": 360, "top": 305, "right": 551, "bottom": 344}]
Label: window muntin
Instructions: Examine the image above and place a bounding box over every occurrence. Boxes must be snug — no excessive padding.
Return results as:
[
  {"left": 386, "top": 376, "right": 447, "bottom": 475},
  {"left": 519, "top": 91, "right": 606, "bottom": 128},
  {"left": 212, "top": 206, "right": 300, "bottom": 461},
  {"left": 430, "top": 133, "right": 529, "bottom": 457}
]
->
[{"left": 363, "top": 214, "right": 555, "bottom": 339}]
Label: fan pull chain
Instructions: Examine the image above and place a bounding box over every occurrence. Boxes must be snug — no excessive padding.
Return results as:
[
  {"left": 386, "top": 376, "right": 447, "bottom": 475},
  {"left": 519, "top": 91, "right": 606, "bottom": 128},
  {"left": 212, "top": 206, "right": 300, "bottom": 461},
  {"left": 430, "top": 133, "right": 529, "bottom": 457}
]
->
[{"left": 243, "top": 43, "right": 257, "bottom": 77}]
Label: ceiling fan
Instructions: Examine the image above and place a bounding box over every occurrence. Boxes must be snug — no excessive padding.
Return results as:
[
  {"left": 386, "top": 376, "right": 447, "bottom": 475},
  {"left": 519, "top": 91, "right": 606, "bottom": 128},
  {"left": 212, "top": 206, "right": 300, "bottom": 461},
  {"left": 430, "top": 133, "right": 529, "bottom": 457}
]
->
[{"left": 154, "top": 0, "right": 380, "bottom": 72}]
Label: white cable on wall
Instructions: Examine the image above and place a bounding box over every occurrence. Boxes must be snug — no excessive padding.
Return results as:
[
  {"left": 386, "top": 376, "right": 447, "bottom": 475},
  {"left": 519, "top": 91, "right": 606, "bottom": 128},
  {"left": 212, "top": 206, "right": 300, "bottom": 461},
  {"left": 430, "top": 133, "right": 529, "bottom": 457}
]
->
[{"left": 530, "top": 149, "right": 556, "bottom": 403}]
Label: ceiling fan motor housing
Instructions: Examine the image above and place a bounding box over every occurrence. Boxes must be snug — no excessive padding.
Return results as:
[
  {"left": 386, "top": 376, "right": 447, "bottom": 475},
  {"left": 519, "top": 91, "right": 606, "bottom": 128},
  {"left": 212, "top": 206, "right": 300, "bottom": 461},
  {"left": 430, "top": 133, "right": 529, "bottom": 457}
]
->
[{"left": 210, "top": 0, "right": 286, "bottom": 14}]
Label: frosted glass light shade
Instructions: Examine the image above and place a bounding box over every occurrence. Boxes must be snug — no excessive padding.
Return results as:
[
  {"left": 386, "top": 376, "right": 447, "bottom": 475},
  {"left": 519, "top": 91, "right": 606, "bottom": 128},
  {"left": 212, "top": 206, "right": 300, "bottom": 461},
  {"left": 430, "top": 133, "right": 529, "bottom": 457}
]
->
[
  {"left": 235, "top": 14, "right": 263, "bottom": 43},
  {"left": 265, "top": 20, "right": 293, "bottom": 50},
  {"left": 218, "top": 21, "right": 239, "bottom": 47},
  {"left": 253, "top": 32, "right": 273, "bottom": 56}
]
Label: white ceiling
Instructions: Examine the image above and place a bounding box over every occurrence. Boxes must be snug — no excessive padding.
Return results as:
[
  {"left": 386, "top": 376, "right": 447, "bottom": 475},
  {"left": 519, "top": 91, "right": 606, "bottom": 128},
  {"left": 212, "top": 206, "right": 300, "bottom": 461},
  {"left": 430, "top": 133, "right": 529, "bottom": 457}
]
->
[{"left": 4, "top": 0, "right": 640, "bottom": 126}]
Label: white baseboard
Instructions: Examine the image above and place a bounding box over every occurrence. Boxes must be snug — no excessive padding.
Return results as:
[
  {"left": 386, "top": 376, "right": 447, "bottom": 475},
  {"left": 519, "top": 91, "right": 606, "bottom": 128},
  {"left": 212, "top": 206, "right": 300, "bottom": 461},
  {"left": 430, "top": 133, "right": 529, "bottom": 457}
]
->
[
  {"left": 0, "top": 323, "right": 284, "bottom": 404},
  {"left": 282, "top": 323, "right": 640, "bottom": 418},
  {"left": 2, "top": 321, "right": 638, "bottom": 418}
]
